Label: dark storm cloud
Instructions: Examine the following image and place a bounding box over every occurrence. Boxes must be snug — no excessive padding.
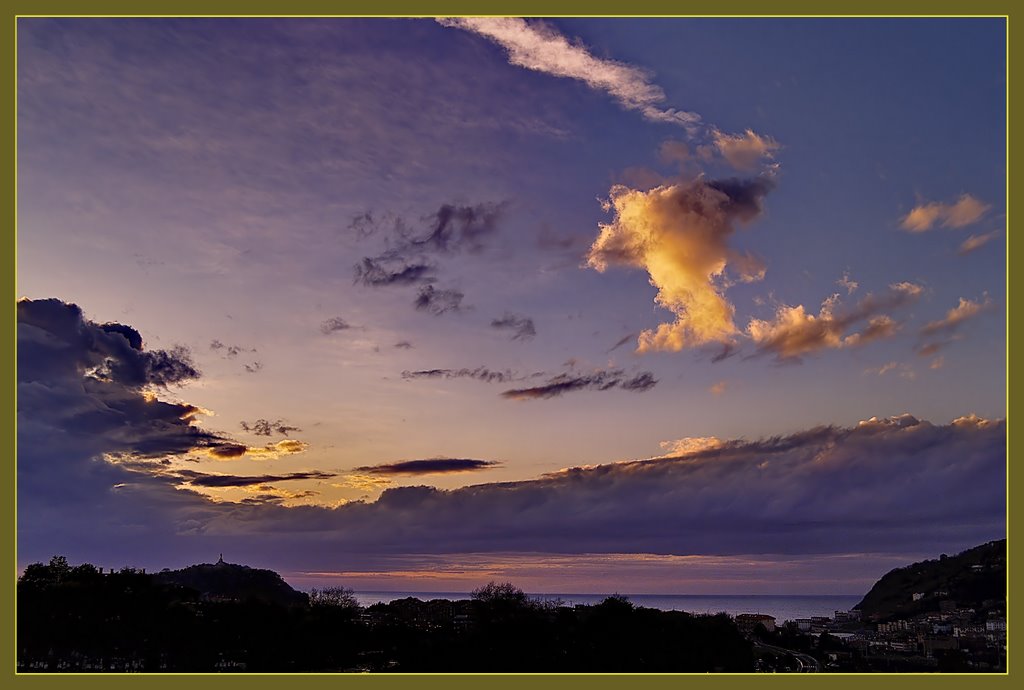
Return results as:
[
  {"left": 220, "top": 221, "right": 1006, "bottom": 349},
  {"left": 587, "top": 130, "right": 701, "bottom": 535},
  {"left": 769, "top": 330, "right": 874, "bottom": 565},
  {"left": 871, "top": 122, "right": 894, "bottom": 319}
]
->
[
  {"left": 174, "top": 469, "right": 335, "bottom": 488},
  {"left": 354, "top": 458, "right": 500, "bottom": 476},
  {"left": 240, "top": 419, "right": 302, "bottom": 437},
  {"left": 406, "top": 202, "right": 508, "bottom": 255},
  {"left": 705, "top": 176, "right": 777, "bottom": 221},
  {"left": 18, "top": 298, "right": 201, "bottom": 390},
  {"left": 401, "top": 367, "right": 520, "bottom": 383},
  {"left": 206, "top": 444, "right": 248, "bottom": 459},
  {"left": 353, "top": 256, "right": 437, "bottom": 287},
  {"left": 501, "top": 368, "right": 657, "bottom": 400},
  {"left": 619, "top": 372, "right": 657, "bottom": 392},
  {"left": 491, "top": 312, "right": 536, "bottom": 341},
  {"left": 17, "top": 298, "right": 251, "bottom": 559},
  {"left": 414, "top": 285, "right": 465, "bottom": 315},
  {"left": 319, "top": 317, "right": 353, "bottom": 334},
  {"left": 351, "top": 202, "right": 507, "bottom": 309}
]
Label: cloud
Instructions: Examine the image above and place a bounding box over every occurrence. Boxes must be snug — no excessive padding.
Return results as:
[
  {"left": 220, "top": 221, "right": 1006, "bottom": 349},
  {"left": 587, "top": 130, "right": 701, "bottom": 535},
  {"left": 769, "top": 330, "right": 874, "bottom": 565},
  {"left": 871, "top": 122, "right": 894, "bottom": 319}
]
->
[
  {"left": 401, "top": 367, "right": 520, "bottom": 383},
  {"left": 407, "top": 202, "right": 508, "bottom": 255},
  {"left": 916, "top": 296, "right": 992, "bottom": 356},
  {"left": 244, "top": 361, "right": 263, "bottom": 374},
  {"left": 837, "top": 272, "right": 859, "bottom": 295},
  {"left": 920, "top": 297, "right": 991, "bottom": 337},
  {"left": 210, "top": 340, "right": 256, "bottom": 359},
  {"left": 204, "top": 439, "right": 308, "bottom": 461},
  {"left": 900, "top": 194, "right": 990, "bottom": 232},
  {"left": 354, "top": 458, "right": 501, "bottom": 476},
  {"left": 353, "top": 256, "right": 437, "bottom": 287},
  {"left": 437, "top": 17, "right": 701, "bottom": 130},
  {"left": 606, "top": 333, "right": 636, "bottom": 353},
  {"left": 491, "top": 312, "right": 537, "bottom": 341},
  {"left": 174, "top": 469, "right": 335, "bottom": 488},
  {"left": 863, "top": 361, "right": 915, "bottom": 380},
  {"left": 708, "top": 381, "right": 727, "bottom": 395},
  {"left": 587, "top": 177, "right": 774, "bottom": 353},
  {"left": 352, "top": 202, "right": 506, "bottom": 289},
  {"left": 240, "top": 419, "right": 302, "bottom": 437},
  {"left": 332, "top": 474, "right": 395, "bottom": 492},
  {"left": 746, "top": 283, "right": 922, "bottom": 361},
  {"left": 414, "top": 285, "right": 465, "bottom": 315},
  {"left": 501, "top": 368, "right": 657, "bottom": 400},
  {"left": 710, "top": 129, "right": 781, "bottom": 171},
  {"left": 394, "top": 341, "right": 414, "bottom": 349},
  {"left": 657, "top": 436, "right": 724, "bottom": 457},
  {"left": 19, "top": 306, "right": 1005, "bottom": 570},
  {"left": 957, "top": 230, "right": 1001, "bottom": 255},
  {"left": 224, "top": 414, "right": 1001, "bottom": 560},
  {"left": 320, "top": 317, "right": 353, "bottom": 334},
  {"left": 18, "top": 299, "right": 203, "bottom": 390}
]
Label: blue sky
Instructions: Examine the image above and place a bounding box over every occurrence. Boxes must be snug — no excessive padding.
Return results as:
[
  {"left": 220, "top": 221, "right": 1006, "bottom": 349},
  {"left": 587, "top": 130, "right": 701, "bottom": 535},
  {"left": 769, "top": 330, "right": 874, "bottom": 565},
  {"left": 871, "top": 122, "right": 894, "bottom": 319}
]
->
[{"left": 17, "top": 17, "right": 1006, "bottom": 593}]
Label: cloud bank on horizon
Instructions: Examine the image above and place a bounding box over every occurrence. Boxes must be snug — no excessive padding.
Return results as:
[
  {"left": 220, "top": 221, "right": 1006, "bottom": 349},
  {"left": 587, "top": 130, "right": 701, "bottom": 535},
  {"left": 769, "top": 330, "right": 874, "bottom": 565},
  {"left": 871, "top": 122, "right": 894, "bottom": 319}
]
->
[{"left": 17, "top": 297, "right": 1005, "bottom": 573}]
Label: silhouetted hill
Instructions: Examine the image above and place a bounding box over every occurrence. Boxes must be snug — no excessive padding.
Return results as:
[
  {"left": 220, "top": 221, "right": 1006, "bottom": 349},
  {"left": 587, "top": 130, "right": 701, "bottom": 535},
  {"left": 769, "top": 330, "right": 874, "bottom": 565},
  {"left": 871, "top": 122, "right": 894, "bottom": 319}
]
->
[
  {"left": 854, "top": 539, "right": 1005, "bottom": 621},
  {"left": 153, "top": 558, "right": 307, "bottom": 607}
]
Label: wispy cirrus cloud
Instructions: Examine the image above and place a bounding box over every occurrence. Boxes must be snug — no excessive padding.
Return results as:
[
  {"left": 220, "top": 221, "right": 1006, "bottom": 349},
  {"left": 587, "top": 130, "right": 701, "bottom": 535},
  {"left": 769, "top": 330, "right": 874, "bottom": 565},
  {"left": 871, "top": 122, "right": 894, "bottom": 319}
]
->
[
  {"left": 900, "top": 194, "right": 990, "bottom": 232},
  {"left": 437, "top": 17, "right": 701, "bottom": 130}
]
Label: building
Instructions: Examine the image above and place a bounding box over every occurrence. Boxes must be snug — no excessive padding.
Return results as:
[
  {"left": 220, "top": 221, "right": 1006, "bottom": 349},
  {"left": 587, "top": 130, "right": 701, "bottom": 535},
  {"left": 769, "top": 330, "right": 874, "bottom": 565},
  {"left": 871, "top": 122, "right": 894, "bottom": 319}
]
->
[{"left": 735, "top": 613, "right": 776, "bottom": 635}]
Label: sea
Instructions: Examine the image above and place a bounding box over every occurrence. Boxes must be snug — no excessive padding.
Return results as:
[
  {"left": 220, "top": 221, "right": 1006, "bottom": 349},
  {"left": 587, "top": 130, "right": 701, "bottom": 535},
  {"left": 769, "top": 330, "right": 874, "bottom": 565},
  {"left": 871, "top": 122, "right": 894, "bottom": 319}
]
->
[{"left": 351, "top": 592, "right": 862, "bottom": 623}]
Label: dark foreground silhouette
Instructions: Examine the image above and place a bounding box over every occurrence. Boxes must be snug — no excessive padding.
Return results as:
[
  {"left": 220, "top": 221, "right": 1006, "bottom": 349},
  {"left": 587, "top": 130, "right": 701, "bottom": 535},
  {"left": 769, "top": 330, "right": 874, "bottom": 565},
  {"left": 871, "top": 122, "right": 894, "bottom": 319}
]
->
[{"left": 17, "top": 558, "right": 754, "bottom": 672}]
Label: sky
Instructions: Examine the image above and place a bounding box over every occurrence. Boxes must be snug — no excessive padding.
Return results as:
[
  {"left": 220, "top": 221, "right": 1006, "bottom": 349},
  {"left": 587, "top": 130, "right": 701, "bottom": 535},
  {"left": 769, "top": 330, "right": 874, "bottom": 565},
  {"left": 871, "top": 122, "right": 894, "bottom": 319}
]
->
[{"left": 16, "top": 17, "right": 1006, "bottom": 595}]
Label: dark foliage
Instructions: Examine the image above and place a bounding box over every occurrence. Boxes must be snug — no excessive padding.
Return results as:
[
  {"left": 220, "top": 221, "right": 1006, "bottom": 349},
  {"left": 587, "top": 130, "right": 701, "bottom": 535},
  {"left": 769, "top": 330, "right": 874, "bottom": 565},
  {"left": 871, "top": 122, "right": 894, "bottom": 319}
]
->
[{"left": 18, "top": 563, "right": 754, "bottom": 673}]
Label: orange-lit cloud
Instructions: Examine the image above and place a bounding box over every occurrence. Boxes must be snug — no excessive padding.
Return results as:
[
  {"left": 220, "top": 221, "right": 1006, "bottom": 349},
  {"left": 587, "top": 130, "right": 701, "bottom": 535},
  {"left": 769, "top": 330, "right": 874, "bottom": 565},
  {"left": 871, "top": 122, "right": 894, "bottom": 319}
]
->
[
  {"left": 708, "top": 381, "right": 727, "bottom": 395},
  {"left": 711, "top": 128, "right": 781, "bottom": 171},
  {"left": 920, "top": 296, "right": 991, "bottom": 337},
  {"left": 957, "top": 229, "right": 1001, "bottom": 255},
  {"left": 587, "top": 177, "right": 773, "bottom": 353},
  {"left": 746, "top": 283, "right": 921, "bottom": 361},
  {"left": 657, "top": 436, "right": 724, "bottom": 457},
  {"left": 205, "top": 438, "right": 309, "bottom": 461},
  {"left": 900, "top": 194, "right": 990, "bottom": 232},
  {"left": 332, "top": 474, "right": 394, "bottom": 491}
]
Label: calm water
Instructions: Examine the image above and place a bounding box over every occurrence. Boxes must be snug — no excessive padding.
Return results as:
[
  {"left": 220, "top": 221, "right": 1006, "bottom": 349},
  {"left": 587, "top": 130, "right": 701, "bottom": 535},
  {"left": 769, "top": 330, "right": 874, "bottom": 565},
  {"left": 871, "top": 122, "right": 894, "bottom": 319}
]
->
[{"left": 352, "top": 592, "right": 862, "bottom": 623}]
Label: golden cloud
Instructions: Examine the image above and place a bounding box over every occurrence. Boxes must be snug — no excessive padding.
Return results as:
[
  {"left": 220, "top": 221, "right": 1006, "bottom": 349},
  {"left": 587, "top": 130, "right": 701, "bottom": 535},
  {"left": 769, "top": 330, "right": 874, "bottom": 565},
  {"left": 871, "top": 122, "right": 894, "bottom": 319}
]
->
[
  {"left": 587, "top": 177, "right": 773, "bottom": 353},
  {"left": 901, "top": 194, "right": 990, "bottom": 232}
]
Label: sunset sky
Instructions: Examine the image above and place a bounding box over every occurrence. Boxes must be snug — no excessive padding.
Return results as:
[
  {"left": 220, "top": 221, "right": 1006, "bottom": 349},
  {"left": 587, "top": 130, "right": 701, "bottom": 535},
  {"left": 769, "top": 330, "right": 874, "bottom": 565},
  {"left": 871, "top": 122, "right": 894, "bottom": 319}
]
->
[{"left": 17, "top": 17, "right": 1006, "bottom": 595}]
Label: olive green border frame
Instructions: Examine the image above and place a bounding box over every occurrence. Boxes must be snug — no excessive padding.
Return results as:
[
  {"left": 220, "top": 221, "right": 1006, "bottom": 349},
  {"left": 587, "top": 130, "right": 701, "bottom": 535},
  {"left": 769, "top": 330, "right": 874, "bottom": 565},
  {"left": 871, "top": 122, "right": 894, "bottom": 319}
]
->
[{"left": 1, "top": 1, "right": 1014, "bottom": 687}]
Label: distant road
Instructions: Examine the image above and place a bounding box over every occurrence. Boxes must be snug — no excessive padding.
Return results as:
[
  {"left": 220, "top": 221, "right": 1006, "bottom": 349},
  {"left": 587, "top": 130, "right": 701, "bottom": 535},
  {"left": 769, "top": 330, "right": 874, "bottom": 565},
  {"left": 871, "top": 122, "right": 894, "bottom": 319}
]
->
[{"left": 753, "top": 640, "right": 821, "bottom": 673}]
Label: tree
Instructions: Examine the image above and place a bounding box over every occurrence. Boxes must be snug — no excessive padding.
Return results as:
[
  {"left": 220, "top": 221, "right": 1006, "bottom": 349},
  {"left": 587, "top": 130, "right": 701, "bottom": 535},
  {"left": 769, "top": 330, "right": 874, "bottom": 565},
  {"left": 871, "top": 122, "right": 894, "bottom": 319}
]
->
[
  {"left": 471, "top": 581, "right": 527, "bottom": 605},
  {"left": 308, "top": 586, "right": 359, "bottom": 611}
]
